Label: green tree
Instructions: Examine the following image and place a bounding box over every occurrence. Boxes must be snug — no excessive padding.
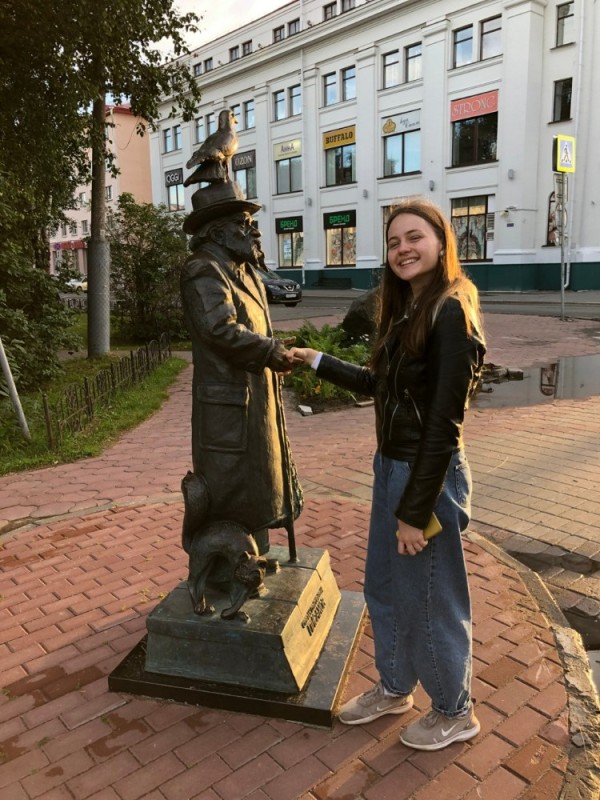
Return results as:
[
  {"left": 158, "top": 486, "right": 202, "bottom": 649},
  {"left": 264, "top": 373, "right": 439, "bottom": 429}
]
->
[
  {"left": 108, "top": 193, "right": 189, "bottom": 342},
  {"left": 0, "top": 179, "right": 80, "bottom": 394},
  {"left": 0, "top": 0, "right": 202, "bottom": 381},
  {"left": 68, "top": 0, "right": 201, "bottom": 357}
]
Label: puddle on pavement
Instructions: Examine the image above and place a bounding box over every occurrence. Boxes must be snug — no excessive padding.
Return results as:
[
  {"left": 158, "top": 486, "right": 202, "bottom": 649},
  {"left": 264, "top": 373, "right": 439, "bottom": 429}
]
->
[{"left": 474, "top": 353, "right": 600, "bottom": 409}]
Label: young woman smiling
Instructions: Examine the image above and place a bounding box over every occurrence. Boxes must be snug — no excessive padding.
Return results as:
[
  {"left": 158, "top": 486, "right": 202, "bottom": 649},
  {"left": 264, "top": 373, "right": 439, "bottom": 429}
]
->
[{"left": 288, "top": 197, "right": 486, "bottom": 751}]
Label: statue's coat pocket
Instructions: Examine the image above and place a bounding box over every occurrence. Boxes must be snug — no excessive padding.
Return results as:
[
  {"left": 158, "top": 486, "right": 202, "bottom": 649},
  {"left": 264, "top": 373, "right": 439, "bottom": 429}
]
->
[{"left": 197, "top": 383, "right": 249, "bottom": 453}]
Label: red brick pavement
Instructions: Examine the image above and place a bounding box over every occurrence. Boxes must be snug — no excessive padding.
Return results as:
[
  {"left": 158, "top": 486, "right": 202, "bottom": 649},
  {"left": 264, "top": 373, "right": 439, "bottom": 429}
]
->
[
  {"left": 1, "top": 311, "right": 600, "bottom": 798},
  {"left": 0, "top": 498, "right": 573, "bottom": 800}
]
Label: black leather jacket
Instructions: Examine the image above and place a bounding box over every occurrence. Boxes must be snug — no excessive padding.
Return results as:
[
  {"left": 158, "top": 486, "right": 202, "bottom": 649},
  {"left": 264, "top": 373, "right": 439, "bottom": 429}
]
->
[{"left": 316, "top": 297, "right": 485, "bottom": 529}]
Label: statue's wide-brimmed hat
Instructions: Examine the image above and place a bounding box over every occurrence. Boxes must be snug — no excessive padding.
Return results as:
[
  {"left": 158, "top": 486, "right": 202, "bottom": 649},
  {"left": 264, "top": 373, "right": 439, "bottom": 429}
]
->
[{"left": 183, "top": 180, "right": 261, "bottom": 235}]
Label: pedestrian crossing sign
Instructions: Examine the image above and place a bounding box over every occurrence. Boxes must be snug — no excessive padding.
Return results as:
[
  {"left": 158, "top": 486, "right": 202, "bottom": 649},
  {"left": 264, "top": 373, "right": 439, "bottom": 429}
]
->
[{"left": 552, "top": 135, "right": 576, "bottom": 173}]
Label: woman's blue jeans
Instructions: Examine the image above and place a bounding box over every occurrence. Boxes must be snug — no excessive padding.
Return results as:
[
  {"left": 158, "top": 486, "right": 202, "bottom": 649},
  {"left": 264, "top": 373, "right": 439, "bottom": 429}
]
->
[{"left": 364, "top": 450, "right": 473, "bottom": 717}]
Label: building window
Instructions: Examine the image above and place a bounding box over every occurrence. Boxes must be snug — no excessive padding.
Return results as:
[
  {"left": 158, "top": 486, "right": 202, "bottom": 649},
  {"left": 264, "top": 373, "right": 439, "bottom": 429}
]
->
[
  {"left": 69, "top": 222, "right": 77, "bottom": 236},
  {"left": 323, "top": 3, "right": 336, "bottom": 21},
  {"left": 452, "top": 113, "right": 498, "bottom": 166},
  {"left": 193, "top": 62, "right": 202, "bottom": 77},
  {"left": 233, "top": 165, "right": 257, "bottom": 199},
  {"left": 230, "top": 103, "right": 241, "bottom": 126},
  {"left": 206, "top": 113, "right": 216, "bottom": 135},
  {"left": 167, "top": 183, "right": 185, "bottom": 212},
  {"left": 244, "top": 99, "right": 255, "bottom": 129},
  {"left": 274, "top": 89, "right": 286, "bottom": 121},
  {"left": 229, "top": 46, "right": 240, "bottom": 62},
  {"left": 325, "top": 144, "right": 356, "bottom": 185},
  {"left": 324, "top": 72, "right": 338, "bottom": 105},
  {"left": 384, "top": 129, "right": 420, "bottom": 176},
  {"left": 173, "top": 125, "right": 182, "bottom": 150},
  {"left": 273, "top": 25, "right": 285, "bottom": 42},
  {"left": 163, "top": 128, "right": 173, "bottom": 153},
  {"left": 61, "top": 223, "right": 68, "bottom": 237},
  {"left": 194, "top": 118, "right": 205, "bottom": 143},
  {"left": 451, "top": 196, "right": 490, "bottom": 261},
  {"left": 553, "top": 78, "right": 572, "bottom": 122},
  {"left": 324, "top": 211, "right": 356, "bottom": 266},
  {"left": 105, "top": 185, "right": 113, "bottom": 201},
  {"left": 453, "top": 25, "right": 473, "bottom": 68},
  {"left": 480, "top": 17, "right": 502, "bottom": 59},
  {"left": 341, "top": 0, "right": 355, "bottom": 11},
  {"left": 276, "top": 156, "right": 302, "bottom": 194},
  {"left": 557, "top": 3, "right": 574, "bottom": 46},
  {"left": 204, "top": 57, "right": 213, "bottom": 72},
  {"left": 342, "top": 66, "right": 356, "bottom": 101},
  {"left": 405, "top": 43, "right": 422, "bottom": 81},
  {"left": 288, "top": 19, "right": 300, "bottom": 36},
  {"left": 242, "top": 40, "right": 252, "bottom": 56},
  {"left": 276, "top": 219, "right": 304, "bottom": 267},
  {"left": 289, "top": 84, "right": 302, "bottom": 116},
  {"left": 81, "top": 220, "right": 89, "bottom": 235},
  {"left": 383, "top": 51, "right": 400, "bottom": 88}
]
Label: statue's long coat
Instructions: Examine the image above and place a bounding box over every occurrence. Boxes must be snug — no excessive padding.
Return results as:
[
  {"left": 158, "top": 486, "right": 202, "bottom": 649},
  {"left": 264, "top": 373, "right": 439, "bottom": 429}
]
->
[{"left": 180, "top": 242, "right": 302, "bottom": 534}]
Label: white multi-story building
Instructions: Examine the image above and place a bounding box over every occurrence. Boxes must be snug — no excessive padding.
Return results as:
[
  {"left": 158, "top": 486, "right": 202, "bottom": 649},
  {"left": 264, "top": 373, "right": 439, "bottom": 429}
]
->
[
  {"left": 49, "top": 105, "right": 152, "bottom": 276},
  {"left": 151, "top": 0, "right": 600, "bottom": 291}
]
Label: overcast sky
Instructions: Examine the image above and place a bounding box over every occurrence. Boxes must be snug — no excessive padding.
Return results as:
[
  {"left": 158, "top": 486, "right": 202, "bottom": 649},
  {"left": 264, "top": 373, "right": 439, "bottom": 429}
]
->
[{"left": 172, "top": 0, "right": 286, "bottom": 51}]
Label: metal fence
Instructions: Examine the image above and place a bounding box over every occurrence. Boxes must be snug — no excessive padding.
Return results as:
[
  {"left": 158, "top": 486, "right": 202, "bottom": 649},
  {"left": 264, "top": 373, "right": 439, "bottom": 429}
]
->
[{"left": 42, "top": 333, "right": 171, "bottom": 448}]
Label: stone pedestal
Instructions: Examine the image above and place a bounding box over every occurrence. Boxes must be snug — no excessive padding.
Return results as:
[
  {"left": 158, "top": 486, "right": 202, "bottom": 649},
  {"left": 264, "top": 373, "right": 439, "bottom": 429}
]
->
[
  {"left": 109, "top": 546, "right": 365, "bottom": 726},
  {"left": 146, "top": 546, "right": 340, "bottom": 693}
]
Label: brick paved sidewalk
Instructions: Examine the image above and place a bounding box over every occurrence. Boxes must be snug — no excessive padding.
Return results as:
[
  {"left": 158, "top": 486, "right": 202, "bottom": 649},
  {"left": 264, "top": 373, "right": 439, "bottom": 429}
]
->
[
  {"left": 1, "top": 311, "right": 599, "bottom": 798},
  {"left": 0, "top": 496, "right": 589, "bottom": 800}
]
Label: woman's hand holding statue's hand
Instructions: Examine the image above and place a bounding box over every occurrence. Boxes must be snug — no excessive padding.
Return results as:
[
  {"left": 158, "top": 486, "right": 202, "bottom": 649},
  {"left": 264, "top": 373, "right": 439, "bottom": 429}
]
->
[
  {"left": 396, "top": 520, "right": 427, "bottom": 556},
  {"left": 286, "top": 347, "right": 319, "bottom": 367}
]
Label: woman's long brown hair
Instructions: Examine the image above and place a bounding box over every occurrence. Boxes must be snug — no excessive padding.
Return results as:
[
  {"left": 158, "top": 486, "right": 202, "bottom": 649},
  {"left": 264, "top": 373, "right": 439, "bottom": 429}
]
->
[{"left": 370, "top": 197, "right": 484, "bottom": 372}]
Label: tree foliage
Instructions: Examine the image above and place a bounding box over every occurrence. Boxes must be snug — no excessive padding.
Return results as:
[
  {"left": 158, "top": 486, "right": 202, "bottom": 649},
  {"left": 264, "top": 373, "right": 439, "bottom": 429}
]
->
[
  {"left": 0, "top": 0, "right": 201, "bottom": 380},
  {"left": 108, "top": 193, "right": 189, "bottom": 342}
]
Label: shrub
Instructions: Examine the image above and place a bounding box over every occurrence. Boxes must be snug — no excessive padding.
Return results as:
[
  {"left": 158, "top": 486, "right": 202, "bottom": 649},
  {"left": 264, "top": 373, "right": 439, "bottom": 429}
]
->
[{"left": 284, "top": 323, "right": 371, "bottom": 407}]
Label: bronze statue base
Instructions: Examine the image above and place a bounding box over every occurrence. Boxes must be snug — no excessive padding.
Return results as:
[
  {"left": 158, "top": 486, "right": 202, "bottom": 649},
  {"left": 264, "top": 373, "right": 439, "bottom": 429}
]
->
[
  {"left": 108, "top": 547, "right": 366, "bottom": 727},
  {"left": 146, "top": 547, "right": 339, "bottom": 693}
]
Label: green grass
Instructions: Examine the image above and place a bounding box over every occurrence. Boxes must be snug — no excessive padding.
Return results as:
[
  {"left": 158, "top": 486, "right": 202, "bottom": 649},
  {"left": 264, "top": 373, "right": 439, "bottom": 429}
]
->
[{"left": 0, "top": 355, "right": 188, "bottom": 476}]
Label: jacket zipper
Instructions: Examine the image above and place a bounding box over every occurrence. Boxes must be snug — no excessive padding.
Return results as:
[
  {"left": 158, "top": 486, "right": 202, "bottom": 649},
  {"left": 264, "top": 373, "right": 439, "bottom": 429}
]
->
[{"left": 386, "top": 342, "right": 407, "bottom": 442}]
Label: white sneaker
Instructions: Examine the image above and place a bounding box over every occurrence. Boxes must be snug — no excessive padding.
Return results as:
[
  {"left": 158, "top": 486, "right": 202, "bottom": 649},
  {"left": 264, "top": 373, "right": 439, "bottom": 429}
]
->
[
  {"left": 337, "top": 682, "right": 414, "bottom": 725},
  {"left": 400, "top": 708, "right": 480, "bottom": 750}
]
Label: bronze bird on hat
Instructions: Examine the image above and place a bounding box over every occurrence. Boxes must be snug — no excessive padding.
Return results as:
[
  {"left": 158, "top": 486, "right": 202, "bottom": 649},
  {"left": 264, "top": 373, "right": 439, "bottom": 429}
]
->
[{"left": 184, "top": 108, "right": 239, "bottom": 187}]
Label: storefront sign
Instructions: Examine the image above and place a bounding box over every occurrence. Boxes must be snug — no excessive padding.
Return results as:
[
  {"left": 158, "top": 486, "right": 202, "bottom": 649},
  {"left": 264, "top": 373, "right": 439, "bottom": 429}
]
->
[
  {"left": 232, "top": 150, "right": 256, "bottom": 170},
  {"left": 276, "top": 216, "right": 303, "bottom": 233},
  {"left": 382, "top": 111, "right": 420, "bottom": 135},
  {"left": 58, "top": 240, "right": 86, "bottom": 250},
  {"left": 164, "top": 168, "right": 183, "bottom": 186},
  {"left": 273, "top": 139, "right": 302, "bottom": 160},
  {"left": 323, "top": 210, "right": 356, "bottom": 229},
  {"left": 450, "top": 90, "right": 498, "bottom": 122},
  {"left": 323, "top": 126, "right": 356, "bottom": 150}
]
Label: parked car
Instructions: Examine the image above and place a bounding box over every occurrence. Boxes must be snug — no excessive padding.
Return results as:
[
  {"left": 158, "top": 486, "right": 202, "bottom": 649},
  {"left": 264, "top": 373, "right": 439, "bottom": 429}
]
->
[
  {"left": 256, "top": 266, "right": 302, "bottom": 307},
  {"left": 66, "top": 276, "right": 88, "bottom": 292}
]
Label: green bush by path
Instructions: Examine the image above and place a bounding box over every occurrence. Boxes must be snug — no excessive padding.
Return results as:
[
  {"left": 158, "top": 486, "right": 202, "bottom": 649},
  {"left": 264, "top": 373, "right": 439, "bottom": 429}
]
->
[
  {"left": 0, "top": 356, "right": 188, "bottom": 476},
  {"left": 283, "top": 323, "right": 371, "bottom": 408}
]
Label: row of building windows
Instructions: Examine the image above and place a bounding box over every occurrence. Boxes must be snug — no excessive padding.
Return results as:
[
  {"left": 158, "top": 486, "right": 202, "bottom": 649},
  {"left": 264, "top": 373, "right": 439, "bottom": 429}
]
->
[
  {"left": 190, "top": 2, "right": 572, "bottom": 88},
  {"left": 54, "top": 219, "right": 90, "bottom": 238},
  {"left": 246, "top": 196, "right": 492, "bottom": 270},
  {"left": 178, "top": 76, "right": 572, "bottom": 186}
]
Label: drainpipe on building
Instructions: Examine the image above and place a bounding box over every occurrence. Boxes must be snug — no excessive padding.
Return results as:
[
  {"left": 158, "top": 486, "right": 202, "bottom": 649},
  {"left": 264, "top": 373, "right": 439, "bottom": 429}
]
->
[{"left": 565, "top": 0, "right": 586, "bottom": 290}]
